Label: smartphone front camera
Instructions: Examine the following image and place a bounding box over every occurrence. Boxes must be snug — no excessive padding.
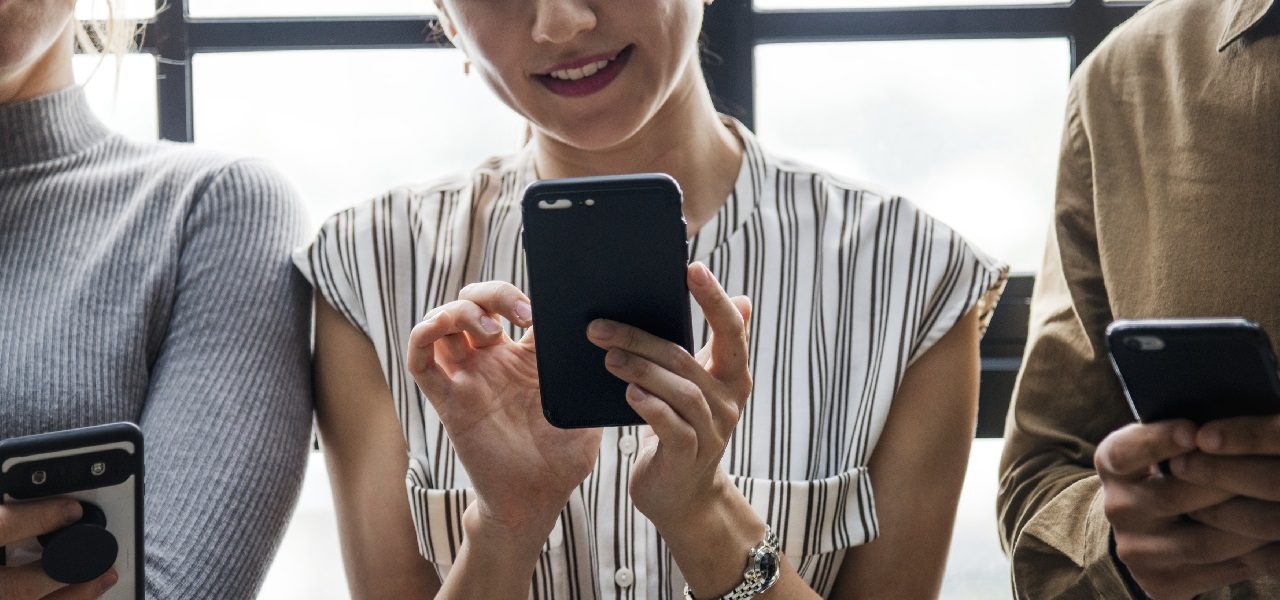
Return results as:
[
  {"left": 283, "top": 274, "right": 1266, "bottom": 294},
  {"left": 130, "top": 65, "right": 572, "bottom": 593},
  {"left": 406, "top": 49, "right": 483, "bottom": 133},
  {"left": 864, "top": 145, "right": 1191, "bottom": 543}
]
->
[
  {"left": 32, "top": 470, "right": 47, "bottom": 485},
  {"left": 91, "top": 462, "right": 106, "bottom": 476}
]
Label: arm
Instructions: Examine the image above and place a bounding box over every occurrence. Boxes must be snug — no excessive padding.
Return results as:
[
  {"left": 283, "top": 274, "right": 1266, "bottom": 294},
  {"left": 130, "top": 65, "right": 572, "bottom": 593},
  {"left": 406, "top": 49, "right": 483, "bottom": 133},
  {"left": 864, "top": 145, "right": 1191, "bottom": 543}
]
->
[
  {"left": 314, "top": 295, "right": 441, "bottom": 599},
  {"left": 996, "top": 80, "right": 1145, "bottom": 598},
  {"left": 829, "top": 305, "right": 981, "bottom": 599},
  {"left": 139, "top": 160, "right": 313, "bottom": 598}
]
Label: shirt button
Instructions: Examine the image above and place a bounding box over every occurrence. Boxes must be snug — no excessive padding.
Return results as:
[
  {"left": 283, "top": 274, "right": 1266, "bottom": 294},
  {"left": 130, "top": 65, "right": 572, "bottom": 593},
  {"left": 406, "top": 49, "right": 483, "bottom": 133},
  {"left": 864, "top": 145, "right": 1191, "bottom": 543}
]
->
[
  {"left": 618, "top": 434, "right": 638, "bottom": 456},
  {"left": 614, "top": 567, "right": 635, "bottom": 588}
]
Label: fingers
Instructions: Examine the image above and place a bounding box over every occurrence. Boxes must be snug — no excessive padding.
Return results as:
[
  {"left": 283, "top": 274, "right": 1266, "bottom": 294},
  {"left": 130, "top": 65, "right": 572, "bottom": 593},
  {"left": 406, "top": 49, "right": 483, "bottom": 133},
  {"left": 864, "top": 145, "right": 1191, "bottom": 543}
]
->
[
  {"left": 625, "top": 385, "right": 697, "bottom": 456},
  {"left": 588, "top": 319, "right": 708, "bottom": 386},
  {"left": 0, "top": 499, "right": 81, "bottom": 546},
  {"left": 1096, "top": 421, "right": 1198, "bottom": 480},
  {"left": 687, "top": 263, "right": 751, "bottom": 378},
  {"left": 604, "top": 349, "right": 714, "bottom": 436},
  {"left": 0, "top": 562, "right": 65, "bottom": 600},
  {"left": 1191, "top": 497, "right": 1280, "bottom": 540},
  {"left": 1198, "top": 415, "right": 1280, "bottom": 456},
  {"left": 1104, "top": 474, "right": 1233, "bottom": 527},
  {"left": 406, "top": 291, "right": 524, "bottom": 390},
  {"left": 1172, "top": 453, "right": 1280, "bottom": 501},
  {"left": 42, "top": 569, "right": 118, "bottom": 600},
  {"left": 457, "top": 281, "right": 533, "bottom": 329},
  {"left": 1125, "top": 556, "right": 1253, "bottom": 600},
  {"left": 1117, "top": 521, "right": 1268, "bottom": 567}
]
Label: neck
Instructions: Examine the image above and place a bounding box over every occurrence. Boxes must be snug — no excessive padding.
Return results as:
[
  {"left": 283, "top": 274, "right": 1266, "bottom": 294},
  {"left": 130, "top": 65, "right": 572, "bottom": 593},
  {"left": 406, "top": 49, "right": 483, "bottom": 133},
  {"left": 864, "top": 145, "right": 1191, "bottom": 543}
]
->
[
  {"left": 0, "top": 24, "right": 76, "bottom": 106},
  {"left": 531, "top": 65, "right": 743, "bottom": 236}
]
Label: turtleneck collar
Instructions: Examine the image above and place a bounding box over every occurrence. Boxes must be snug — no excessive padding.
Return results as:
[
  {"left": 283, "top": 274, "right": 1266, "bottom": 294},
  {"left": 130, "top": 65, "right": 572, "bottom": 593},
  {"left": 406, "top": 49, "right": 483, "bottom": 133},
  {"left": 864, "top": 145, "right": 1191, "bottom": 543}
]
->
[{"left": 0, "top": 86, "right": 112, "bottom": 169}]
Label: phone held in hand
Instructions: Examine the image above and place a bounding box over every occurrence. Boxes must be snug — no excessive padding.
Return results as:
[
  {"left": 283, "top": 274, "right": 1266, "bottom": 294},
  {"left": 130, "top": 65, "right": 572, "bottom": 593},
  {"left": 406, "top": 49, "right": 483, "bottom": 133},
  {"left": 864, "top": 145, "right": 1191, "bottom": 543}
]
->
[
  {"left": 1106, "top": 318, "right": 1280, "bottom": 424},
  {"left": 521, "top": 174, "right": 694, "bottom": 429},
  {"left": 0, "top": 423, "right": 144, "bottom": 599}
]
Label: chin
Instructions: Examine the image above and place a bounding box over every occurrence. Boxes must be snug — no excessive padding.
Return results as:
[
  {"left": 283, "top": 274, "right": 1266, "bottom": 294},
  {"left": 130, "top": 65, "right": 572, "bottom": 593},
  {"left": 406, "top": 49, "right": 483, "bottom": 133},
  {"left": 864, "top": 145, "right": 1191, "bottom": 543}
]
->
[{"left": 538, "top": 105, "right": 653, "bottom": 153}]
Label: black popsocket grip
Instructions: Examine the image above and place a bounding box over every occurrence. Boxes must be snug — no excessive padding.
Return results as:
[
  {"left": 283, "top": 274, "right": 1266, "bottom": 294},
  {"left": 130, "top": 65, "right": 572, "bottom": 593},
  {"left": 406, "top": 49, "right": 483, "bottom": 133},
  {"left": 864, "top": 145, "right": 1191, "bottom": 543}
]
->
[{"left": 37, "top": 501, "right": 118, "bottom": 584}]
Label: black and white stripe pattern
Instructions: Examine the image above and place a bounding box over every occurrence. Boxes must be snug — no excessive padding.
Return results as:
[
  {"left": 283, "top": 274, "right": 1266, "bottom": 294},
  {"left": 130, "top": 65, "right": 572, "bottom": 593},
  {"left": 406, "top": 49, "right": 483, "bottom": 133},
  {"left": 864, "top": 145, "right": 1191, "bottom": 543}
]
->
[{"left": 295, "top": 119, "right": 1007, "bottom": 598}]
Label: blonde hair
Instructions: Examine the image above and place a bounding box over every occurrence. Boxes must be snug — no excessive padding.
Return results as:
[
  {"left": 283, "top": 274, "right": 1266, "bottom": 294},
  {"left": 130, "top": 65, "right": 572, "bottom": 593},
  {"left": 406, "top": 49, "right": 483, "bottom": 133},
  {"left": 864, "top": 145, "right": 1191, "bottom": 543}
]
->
[{"left": 73, "top": 0, "right": 142, "bottom": 86}]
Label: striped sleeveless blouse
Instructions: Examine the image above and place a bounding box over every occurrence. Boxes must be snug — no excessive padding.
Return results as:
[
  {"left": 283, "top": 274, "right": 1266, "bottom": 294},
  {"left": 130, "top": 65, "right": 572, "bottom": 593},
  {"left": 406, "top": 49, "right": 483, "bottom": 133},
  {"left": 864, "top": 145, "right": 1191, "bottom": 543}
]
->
[{"left": 294, "top": 118, "right": 1007, "bottom": 599}]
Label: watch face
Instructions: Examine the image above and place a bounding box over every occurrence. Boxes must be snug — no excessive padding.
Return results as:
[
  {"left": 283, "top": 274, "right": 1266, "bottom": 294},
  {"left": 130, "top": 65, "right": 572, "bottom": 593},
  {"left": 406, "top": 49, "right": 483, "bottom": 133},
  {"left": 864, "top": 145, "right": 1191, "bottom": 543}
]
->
[{"left": 759, "top": 551, "right": 778, "bottom": 577}]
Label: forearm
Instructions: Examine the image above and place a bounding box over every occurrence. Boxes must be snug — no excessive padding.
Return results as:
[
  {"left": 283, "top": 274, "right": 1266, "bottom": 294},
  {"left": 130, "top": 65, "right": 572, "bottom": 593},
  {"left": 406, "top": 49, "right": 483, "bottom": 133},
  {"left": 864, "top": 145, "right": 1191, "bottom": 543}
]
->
[
  {"left": 656, "top": 475, "right": 819, "bottom": 600},
  {"left": 436, "top": 506, "right": 551, "bottom": 600}
]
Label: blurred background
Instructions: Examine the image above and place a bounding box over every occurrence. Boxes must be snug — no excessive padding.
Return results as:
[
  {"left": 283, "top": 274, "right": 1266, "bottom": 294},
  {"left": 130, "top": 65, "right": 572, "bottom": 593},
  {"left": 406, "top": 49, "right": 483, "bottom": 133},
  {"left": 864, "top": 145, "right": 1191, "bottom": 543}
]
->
[{"left": 70, "top": 0, "right": 1147, "bottom": 597}]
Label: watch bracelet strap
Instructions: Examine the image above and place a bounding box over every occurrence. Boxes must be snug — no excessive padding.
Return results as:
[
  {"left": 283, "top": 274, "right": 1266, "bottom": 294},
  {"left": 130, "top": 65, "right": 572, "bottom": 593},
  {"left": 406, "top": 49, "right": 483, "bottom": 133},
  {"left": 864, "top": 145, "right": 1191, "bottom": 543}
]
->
[{"left": 683, "top": 525, "right": 780, "bottom": 600}]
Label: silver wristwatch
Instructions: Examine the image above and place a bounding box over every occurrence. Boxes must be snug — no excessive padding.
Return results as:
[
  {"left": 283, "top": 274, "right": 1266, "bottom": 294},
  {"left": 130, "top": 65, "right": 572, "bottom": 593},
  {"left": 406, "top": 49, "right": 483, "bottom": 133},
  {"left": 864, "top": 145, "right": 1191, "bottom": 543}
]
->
[{"left": 683, "top": 525, "right": 781, "bottom": 600}]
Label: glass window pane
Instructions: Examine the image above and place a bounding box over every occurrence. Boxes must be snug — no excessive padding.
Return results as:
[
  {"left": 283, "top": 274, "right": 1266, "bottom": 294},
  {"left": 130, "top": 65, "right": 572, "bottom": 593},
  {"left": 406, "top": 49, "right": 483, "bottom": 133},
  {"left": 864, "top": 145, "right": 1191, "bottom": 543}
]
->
[
  {"left": 756, "top": 39, "right": 1070, "bottom": 273},
  {"left": 947, "top": 439, "right": 1012, "bottom": 599},
  {"left": 756, "top": 0, "right": 1061, "bottom": 9},
  {"left": 193, "top": 49, "right": 526, "bottom": 229},
  {"left": 73, "top": 53, "right": 157, "bottom": 140},
  {"left": 189, "top": 0, "right": 432, "bottom": 18}
]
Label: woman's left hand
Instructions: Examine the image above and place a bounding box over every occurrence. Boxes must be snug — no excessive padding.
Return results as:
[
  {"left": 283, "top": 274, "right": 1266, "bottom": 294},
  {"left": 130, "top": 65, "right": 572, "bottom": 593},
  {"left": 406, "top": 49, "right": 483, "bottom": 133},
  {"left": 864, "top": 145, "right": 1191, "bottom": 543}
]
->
[{"left": 586, "top": 262, "right": 752, "bottom": 528}]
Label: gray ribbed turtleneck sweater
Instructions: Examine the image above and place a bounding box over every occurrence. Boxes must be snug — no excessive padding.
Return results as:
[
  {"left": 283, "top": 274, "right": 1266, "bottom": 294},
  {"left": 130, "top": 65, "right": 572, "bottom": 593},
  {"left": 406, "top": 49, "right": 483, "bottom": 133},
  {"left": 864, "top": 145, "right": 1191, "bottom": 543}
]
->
[{"left": 1, "top": 87, "right": 312, "bottom": 599}]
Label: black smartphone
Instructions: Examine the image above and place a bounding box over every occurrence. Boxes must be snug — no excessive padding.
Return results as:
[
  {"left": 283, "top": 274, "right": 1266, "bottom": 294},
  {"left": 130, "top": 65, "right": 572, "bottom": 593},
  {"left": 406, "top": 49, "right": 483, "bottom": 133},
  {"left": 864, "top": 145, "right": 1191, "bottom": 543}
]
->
[
  {"left": 521, "top": 174, "right": 694, "bottom": 429},
  {"left": 1106, "top": 318, "right": 1280, "bottom": 424},
  {"left": 0, "top": 423, "right": 144, "bottom": 599}
]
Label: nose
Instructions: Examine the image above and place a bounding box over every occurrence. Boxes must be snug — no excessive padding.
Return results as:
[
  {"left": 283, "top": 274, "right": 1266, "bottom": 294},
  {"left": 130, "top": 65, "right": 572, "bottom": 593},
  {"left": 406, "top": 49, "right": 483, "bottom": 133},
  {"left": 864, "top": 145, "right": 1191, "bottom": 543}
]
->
[{"left": 532, "top": 0, "right": 597, "bottom": 45}]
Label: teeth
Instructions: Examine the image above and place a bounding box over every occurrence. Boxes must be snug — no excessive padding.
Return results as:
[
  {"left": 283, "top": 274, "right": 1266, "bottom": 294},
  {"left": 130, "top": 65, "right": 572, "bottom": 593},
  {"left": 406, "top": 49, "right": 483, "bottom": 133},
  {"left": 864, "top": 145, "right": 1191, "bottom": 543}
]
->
[{"left": 548, "top": 58, "right": 614, "bottom": 81}]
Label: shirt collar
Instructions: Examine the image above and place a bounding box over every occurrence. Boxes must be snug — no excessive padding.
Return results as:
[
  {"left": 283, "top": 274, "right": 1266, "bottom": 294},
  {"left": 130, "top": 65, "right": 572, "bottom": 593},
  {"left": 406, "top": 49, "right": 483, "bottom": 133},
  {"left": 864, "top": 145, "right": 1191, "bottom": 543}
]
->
[{"left": 1218, "top": 0, "right": 1277, "bottom": 51}]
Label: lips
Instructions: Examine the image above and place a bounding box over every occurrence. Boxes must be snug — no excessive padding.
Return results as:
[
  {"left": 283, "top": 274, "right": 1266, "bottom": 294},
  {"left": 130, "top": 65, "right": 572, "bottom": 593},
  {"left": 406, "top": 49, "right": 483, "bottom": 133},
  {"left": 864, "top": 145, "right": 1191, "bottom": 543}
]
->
[{"left": 534, "top": 45, "right": 634, "bottom": 98}]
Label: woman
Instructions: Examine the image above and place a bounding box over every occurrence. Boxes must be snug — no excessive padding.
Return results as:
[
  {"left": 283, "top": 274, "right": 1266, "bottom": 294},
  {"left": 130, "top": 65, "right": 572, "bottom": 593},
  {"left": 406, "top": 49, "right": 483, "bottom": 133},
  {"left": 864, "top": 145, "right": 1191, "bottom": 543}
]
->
[
  {"left": 298, "top": 0, "right": 1007, "bottom": 597},
  {"left": 0, "top": 1, "right": 312, "bottom": 598}
]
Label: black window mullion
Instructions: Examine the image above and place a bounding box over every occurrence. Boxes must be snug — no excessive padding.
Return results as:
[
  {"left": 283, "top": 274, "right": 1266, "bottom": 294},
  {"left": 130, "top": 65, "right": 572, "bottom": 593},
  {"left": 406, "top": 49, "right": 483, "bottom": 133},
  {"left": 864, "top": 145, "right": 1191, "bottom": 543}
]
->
[{"left": 153, "top": 0, "right": 192, "bottom": 142}]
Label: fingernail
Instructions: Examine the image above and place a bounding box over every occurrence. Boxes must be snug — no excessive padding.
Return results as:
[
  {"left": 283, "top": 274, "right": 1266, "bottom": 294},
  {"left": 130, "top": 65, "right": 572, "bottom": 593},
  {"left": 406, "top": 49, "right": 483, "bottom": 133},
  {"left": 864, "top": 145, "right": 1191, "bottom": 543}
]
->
[
  {"left": 515, "top": 301, "right": 532, "bottom": 323},
  {"left": 1174, "top": 425, "right": 1196, "bottom": 449},
  {"left": 479, "top": 315, "right": 500, "bottom": 334},
  {"left": 63, "top": 500, "right": 83, "bottom": 524},
  {"left": 590, "top": 320, "right": 616, "bottom": 340},
  {"left": 422, "top": 307, "right": 442, "bottom": 323},
  {"left": 1169, "top": 455, "right": 1188, "bottom": 475},
  {"left": 606, "top": 350, "right": 627, "bottom": 367},
  {"left": 690, "top": 262, "right": 710, "bottom": 286},
  {"left": 627, "top": 385, "right": 652, "bottom": 402},
  {"left": 1199, "top": 428, "right": 1222, "bottom": 452}
]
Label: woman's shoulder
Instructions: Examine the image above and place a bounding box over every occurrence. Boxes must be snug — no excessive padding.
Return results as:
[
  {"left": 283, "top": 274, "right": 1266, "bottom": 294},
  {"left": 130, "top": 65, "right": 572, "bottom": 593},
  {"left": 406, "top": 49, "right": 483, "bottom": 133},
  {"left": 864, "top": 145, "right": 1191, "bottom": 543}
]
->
[{"left": 74, "top": 136, "right": 307, "bottom": 245}]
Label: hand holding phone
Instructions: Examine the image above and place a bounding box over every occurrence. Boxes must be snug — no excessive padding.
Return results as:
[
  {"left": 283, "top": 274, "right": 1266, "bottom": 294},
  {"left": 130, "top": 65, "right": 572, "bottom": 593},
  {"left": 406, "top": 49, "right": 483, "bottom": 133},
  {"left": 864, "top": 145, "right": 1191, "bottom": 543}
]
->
[
  {"left": 1099, "top": 318, "right": 1280, "bottom": 598},
  {"left": 0, "top": 498, "right": 118, "bottom": 599},
  {"left": 0, "top": 423, "right": 141, "bottom": 600}
]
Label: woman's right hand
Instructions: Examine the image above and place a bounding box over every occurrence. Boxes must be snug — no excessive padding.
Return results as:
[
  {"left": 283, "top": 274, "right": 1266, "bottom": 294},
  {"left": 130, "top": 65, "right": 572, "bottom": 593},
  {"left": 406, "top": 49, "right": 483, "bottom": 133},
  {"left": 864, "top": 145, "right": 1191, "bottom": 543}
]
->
[
  {"left": 0, "top": 498, "right": 117, "bottom": 599},
  {"left": 405, "top": 281, "right": 602, "bottom": 544}
]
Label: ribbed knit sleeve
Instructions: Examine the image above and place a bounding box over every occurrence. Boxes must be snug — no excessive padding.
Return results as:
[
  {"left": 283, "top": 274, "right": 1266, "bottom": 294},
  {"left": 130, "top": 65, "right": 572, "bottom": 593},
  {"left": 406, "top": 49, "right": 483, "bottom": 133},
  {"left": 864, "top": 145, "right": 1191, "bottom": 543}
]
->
[{"left": 138, "top": 159, "right": 313, "bottom": 599}]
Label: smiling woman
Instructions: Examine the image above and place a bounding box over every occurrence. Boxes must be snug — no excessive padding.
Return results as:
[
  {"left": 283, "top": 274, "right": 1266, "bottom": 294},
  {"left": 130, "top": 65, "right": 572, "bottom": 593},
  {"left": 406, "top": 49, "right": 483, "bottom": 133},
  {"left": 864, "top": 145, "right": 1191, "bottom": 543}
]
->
[{"left": 297, "top": 0, "right": 1006, "bottom": 599}]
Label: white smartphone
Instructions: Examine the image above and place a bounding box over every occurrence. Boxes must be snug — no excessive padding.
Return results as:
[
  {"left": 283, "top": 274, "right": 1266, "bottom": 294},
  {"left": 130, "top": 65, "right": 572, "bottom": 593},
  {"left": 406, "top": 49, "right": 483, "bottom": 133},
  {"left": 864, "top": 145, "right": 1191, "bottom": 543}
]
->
[{"left": 0, "top": 423, "right": 143, "bottom": 599}]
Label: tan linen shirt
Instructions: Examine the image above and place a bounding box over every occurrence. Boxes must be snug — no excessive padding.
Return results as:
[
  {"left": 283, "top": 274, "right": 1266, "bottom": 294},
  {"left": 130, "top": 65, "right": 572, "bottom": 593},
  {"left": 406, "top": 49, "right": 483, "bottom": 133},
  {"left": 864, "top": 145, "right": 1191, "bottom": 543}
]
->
[{"left": 998, "top": 0, "right": 1280, "bottom": 597}]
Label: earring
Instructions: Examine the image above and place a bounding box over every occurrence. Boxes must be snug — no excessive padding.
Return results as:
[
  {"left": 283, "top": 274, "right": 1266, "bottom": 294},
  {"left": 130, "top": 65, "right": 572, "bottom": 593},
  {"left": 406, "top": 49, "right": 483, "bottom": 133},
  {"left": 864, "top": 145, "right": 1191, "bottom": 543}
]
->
[{"left": 463, "top": 60, "right": 472, "bottom": 76}]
